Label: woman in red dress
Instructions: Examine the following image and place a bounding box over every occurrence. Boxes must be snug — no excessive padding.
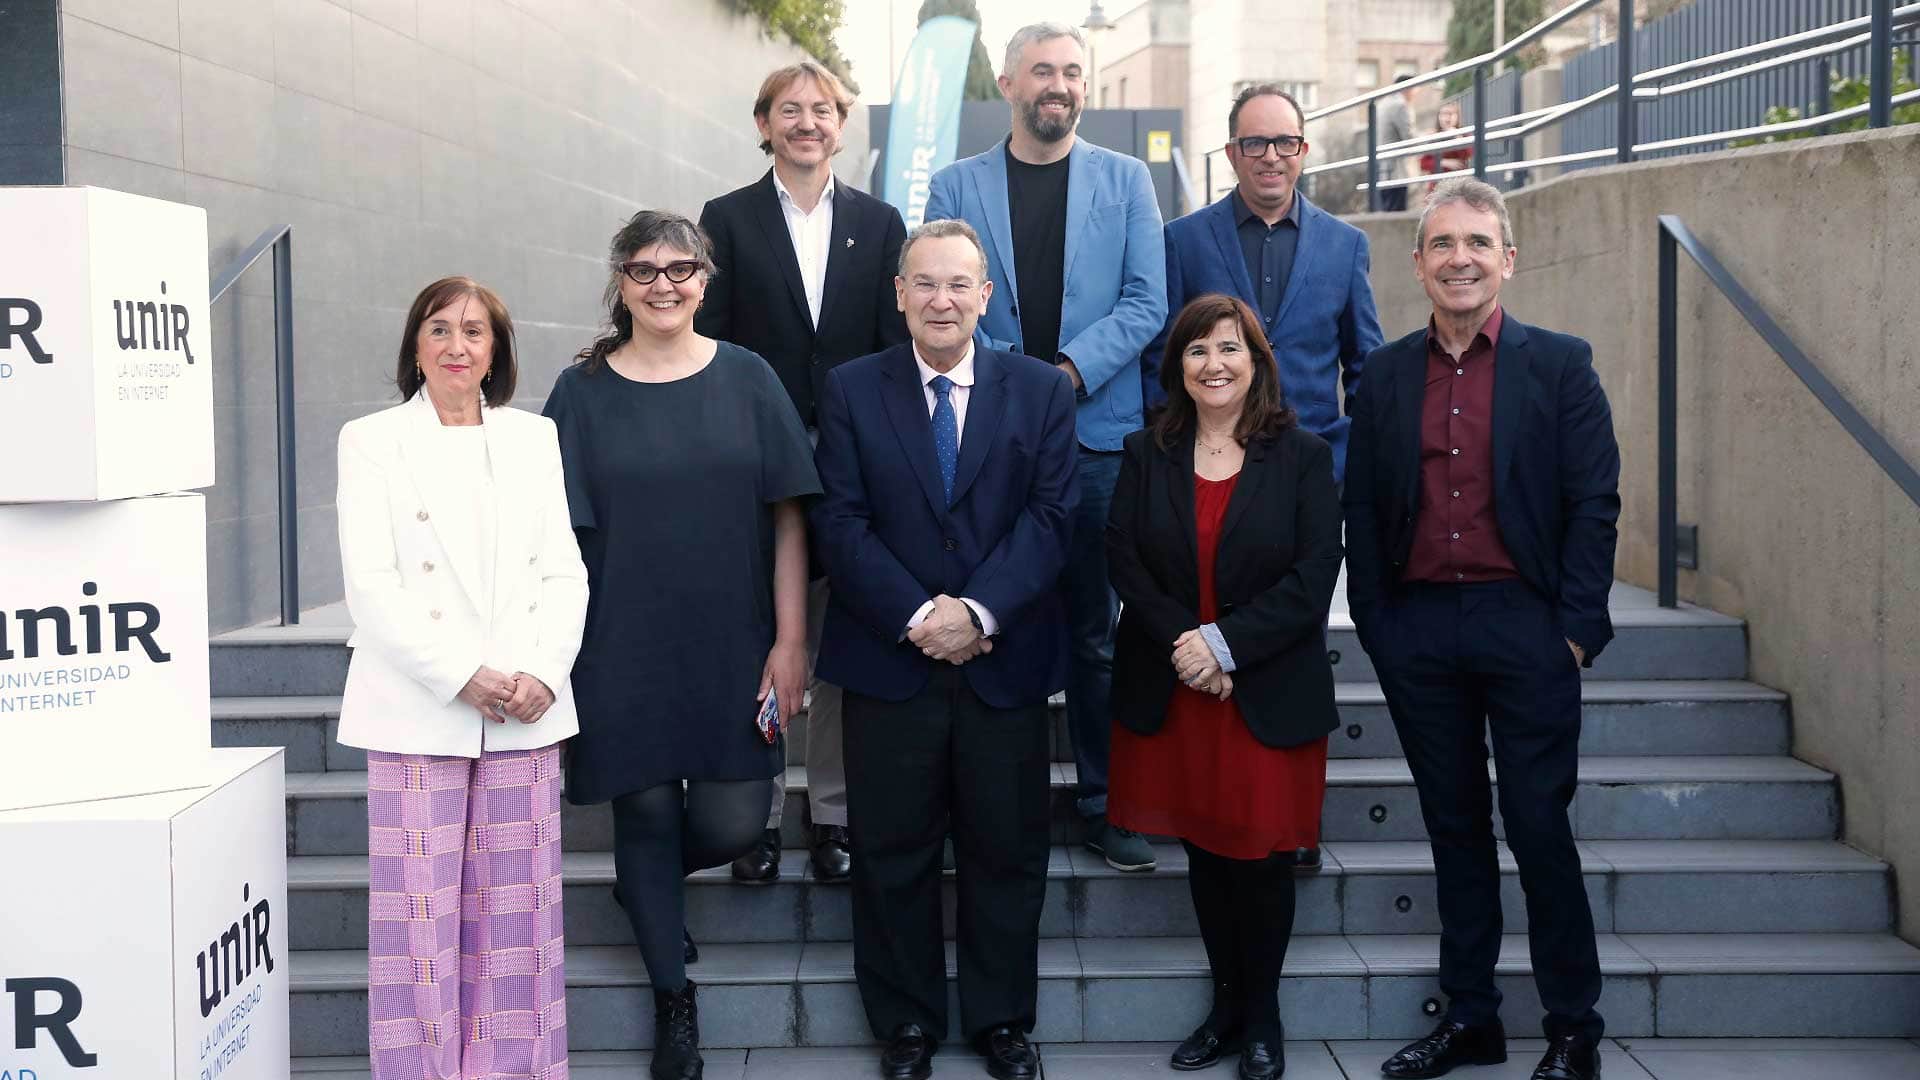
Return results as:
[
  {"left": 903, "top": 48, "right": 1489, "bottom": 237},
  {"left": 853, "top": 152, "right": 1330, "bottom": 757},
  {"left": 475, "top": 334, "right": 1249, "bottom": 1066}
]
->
[{"left": 1106, "top": 294, "right": 1344, "bottom": 1079}]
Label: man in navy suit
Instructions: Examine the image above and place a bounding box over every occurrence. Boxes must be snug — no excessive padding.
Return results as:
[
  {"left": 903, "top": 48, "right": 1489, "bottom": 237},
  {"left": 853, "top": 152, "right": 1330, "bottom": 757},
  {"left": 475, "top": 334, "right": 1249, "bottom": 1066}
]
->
[
  {"left": 1149, "top": 84, "right": 1382, "bottom": 487},
  {"left": 813, "top": 219, "right": 1077, "bottom": 1080},
  {"left": 1344, "top": 179, "right": 1619, "bottom": 1080}
]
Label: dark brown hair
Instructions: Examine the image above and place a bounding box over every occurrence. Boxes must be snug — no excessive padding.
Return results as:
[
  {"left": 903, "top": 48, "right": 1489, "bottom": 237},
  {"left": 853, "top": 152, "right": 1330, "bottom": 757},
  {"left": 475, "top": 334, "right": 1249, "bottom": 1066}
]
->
[
  {"left": 1227, "top": 83, "right": 1306, "bottom": 136},
  {"left": 395, "top": 276, "right": 517, "bottom": 407},
  {"left": 753, "top": 61, "right": 855, "bottom": 154},
  {"left": 1151, "top": 294, "right": 1296, "bottom": 450}
]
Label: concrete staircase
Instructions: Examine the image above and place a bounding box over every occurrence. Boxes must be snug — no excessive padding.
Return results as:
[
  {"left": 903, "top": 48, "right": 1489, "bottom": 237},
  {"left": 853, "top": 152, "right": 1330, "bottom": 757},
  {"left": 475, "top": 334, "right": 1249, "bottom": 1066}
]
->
[{"left": 211, "top": 584, "right": 1920, "bottom": 1060}]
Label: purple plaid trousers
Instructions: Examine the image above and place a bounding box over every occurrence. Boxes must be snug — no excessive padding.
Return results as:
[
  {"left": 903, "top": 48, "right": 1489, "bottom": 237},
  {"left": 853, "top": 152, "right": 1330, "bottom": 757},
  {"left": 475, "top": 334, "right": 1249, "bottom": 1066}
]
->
[{"left": 365, "top": 747, "right": 568, "bottom": 1079}]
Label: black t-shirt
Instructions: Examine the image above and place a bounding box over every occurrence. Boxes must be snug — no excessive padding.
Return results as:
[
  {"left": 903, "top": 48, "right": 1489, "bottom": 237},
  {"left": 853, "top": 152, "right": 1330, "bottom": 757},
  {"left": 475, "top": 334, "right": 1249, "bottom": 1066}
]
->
[{"left": 1005, "top": 143, "right": 1070, "bottom": 364}]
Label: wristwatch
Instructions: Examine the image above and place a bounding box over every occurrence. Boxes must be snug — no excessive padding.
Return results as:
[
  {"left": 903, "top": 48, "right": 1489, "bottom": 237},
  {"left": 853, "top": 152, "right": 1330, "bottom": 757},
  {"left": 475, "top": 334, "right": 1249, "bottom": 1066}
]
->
[{"left": 964, "top": 603, "right": 985, "bottom": 633}]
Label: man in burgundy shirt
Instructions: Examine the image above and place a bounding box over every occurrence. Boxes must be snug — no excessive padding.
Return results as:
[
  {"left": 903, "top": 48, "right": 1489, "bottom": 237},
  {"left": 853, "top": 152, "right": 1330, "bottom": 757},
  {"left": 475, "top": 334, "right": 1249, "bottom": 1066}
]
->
[{"left": 1343, "top": 179, "right": 1620, "bottom": 1080}]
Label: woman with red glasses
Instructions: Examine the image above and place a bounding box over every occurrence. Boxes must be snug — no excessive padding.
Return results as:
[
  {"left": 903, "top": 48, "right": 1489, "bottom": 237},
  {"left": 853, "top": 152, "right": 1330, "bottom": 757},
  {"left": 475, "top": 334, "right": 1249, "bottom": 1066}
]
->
[{"left": 542, "top": 210, "right": 818, "bottom": 1080}]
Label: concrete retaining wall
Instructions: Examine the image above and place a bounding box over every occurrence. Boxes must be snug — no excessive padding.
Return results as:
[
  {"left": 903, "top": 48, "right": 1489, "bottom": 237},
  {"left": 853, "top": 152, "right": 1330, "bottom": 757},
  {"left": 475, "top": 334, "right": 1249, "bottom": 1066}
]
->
[
  {"left": 1348, "top": 126, "right": 1920, "bottom": 940},
  {"left": 46, "top": 0, "right": 868, "bottom": 631}
]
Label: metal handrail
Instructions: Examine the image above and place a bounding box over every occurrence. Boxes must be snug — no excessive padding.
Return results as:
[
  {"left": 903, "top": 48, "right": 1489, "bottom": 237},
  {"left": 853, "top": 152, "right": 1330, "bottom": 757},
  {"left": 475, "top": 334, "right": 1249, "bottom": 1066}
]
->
[
  {"left": 210, "top": 225, "right": 300, "bottom": 626},
  {"left": 1656, "top": 215, "right": 1920, "bottom": 608},
  {"left": 1203, "top": 0, "right": 1910, "bottom": 208}
]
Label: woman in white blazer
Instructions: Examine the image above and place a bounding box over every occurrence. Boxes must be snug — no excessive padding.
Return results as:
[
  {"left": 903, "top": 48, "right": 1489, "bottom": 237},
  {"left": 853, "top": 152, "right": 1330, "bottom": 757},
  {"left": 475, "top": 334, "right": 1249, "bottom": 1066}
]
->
[{"left": 334, "top": 276, "right": 588, "bottom": 1079}]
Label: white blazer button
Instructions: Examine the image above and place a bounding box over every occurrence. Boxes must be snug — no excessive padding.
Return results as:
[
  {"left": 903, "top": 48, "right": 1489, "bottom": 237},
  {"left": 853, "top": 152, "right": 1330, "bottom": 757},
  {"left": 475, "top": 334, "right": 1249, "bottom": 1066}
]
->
[
  {"left": 528, "top": 555, "right": 537, "bottom": 565},
  {"left": 430, "top": 609, "right": 442, "bottom": 620},
  {"left": 417, "top": 510, "right": 429, "bottom": 521},
  {"left": 528, "top": 602, "right": 538, "bottom": 612},
  {"left": 423, "top": 560, "right": 435, "bottom": 572}
]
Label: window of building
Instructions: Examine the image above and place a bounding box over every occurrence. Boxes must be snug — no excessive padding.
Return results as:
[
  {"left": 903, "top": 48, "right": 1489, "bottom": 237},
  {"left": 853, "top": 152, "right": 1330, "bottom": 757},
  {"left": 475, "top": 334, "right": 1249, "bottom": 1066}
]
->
[
  {"left": 1119, "top": 76, "right": 1129, "bottom": 108},
  {"left": 1238, "top": 79, "right": 1318, "bottom": 109},
  {"left": 1394, "top": 60, "right": 1420, "bottom": 80},
  {"left": 1357, "top": 60, "right": 1381, "bottom": 89}
]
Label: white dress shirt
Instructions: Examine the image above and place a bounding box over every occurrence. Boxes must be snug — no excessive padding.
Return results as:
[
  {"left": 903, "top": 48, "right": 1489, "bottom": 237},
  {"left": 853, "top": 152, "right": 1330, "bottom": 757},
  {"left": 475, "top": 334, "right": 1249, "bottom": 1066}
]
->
[
  {"left": 772, "top": 167, "right": 835, "bottom": 329},
  {"left": 905, "top": 342, "right": 998, "bottom": 637}
]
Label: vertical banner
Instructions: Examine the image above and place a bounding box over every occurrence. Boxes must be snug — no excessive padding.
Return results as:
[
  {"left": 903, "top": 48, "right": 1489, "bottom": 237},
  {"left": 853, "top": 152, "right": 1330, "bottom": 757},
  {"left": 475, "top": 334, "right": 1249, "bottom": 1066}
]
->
[{"left": 883, "top": 15, "right": 977, "bottom": 230}]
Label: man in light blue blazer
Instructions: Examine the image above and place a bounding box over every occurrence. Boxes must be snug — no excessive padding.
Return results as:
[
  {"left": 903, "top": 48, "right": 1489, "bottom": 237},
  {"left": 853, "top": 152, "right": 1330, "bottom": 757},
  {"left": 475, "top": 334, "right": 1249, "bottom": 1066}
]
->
[
  {"left": 1147, "top": 84, "right": 1383, "bottom": 487},
  {"left": 924, "top": 20, "right": 1167, "bottom": 874}
]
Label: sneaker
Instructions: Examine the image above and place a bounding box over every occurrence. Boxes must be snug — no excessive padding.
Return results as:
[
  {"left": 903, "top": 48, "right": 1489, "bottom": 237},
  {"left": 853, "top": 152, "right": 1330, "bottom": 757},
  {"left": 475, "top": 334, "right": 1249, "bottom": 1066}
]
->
[{"left": 1086, "top": 817, "right": 1156, "bottom": 872}]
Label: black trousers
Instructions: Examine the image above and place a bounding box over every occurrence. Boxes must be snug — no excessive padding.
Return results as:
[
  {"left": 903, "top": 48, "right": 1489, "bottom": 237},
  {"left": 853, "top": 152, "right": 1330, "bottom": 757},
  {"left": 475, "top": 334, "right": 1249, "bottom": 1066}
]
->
[
  {"left": 1380, "top": 187, "right": 1409, "bottom": 212},
  {"left": 1369, "top": 579, "right": 1604, "bottom": 1043},
  {"left": 843, "top": 666, "right": 1052, "bottom": 1041}
]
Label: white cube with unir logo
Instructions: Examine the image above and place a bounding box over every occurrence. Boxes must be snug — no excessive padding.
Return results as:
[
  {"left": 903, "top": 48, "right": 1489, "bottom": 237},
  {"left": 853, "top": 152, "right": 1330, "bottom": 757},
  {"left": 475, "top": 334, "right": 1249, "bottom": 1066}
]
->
[
  {"left": 0, "top": 747, "right": 289, "bottom": 1080},
  {"left": 0, "top": 492, "right": 213, "bottom": 810},
  {"left": 0, "top": 186, "right": 215, "bottom": 502}
]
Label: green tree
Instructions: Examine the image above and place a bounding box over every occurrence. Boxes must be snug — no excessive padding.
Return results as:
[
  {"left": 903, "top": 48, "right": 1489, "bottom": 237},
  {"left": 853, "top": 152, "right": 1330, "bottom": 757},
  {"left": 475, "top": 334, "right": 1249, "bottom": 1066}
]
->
[
  {"left": 918, "top": 0, "right": 1001, "bottom": 101},
  {"left": 1732, "top": 52, "right": 1920, "bottom": 146},
  {"left": 1443, "top": 0, "right": 1547, "bottom": 95},
  {"left": 728, "top": 0, "right": 859, "bottom": 92}
]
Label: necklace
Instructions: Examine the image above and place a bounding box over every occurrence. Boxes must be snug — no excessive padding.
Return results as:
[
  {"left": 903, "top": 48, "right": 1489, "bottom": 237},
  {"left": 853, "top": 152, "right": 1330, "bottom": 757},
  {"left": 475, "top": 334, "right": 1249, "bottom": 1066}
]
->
[{"left": 1197, "top": 433, "right": 1235, "bottom": 457}]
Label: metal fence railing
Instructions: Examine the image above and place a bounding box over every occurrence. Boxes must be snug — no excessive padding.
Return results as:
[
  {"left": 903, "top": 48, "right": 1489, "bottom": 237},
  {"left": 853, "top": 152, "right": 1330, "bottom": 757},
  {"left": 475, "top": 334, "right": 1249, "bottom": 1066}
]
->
[{"left": 1203, "top": 0, "right": 1917, "bottom": 211}]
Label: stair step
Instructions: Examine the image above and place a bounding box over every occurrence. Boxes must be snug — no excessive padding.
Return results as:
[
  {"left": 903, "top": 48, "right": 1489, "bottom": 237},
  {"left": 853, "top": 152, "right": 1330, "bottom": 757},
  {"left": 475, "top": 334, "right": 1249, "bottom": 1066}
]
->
[
  {"left": 281, "top": 839, "right": 1889, "bottom": 950},
  {"left": 283, "top": 932, "right": 1920, "bottom": 1054},
  {"left": 213, "top": 679, "right": 1792, "bottom": 772},
  {"left": 281, "top": 756, "right": 1839, "bottom": 857},
  {"left": 210, "top": 584, "right": 1751, "bottom": 696}
]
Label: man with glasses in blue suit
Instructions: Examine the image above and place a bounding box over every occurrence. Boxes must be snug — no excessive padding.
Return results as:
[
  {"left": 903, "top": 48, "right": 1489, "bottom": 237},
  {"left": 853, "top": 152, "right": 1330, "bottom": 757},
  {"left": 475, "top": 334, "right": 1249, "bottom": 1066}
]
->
[{"left": 925, "top": 21, "right": 1168, "bottom": 874}]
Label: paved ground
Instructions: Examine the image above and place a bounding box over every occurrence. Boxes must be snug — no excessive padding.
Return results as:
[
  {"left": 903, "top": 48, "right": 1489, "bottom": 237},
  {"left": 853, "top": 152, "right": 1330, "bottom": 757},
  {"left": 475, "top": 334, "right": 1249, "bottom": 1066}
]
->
[{"left": 293, "top": 1038, "right": 1920, "bottom": 1077}]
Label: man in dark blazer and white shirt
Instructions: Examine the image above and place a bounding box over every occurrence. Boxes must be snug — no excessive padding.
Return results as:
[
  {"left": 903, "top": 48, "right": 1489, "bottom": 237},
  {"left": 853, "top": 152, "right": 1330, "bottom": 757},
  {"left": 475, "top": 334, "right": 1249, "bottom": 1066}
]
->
[
  {"left": 696, "top": 60, "right": 909, "bottom": 886},
  {"left": 812, "top": 219, "right": 1077, "bottom": 1080},
  {"left": 1344, "top": 179, "right": 1619, "bottom": 1080}
]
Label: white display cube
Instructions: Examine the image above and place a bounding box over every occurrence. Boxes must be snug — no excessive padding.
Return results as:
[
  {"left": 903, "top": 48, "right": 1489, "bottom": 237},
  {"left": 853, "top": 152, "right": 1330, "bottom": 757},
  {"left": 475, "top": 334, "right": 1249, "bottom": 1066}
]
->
[
  {"left": 0, "top": 747, "right": 289, "bottom": 1080},
  {"left": 0, "top": 493, "right": 212, "bottom": 811},
  {"left": 0, "top": 186, "right": 215, "bottom": 502}
]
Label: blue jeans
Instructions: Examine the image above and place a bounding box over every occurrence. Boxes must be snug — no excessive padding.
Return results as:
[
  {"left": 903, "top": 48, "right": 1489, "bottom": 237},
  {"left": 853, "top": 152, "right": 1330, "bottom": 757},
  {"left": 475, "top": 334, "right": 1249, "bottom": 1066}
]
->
[{"left": 1063, "top": 448, "right": 1122, "bottom": 820}]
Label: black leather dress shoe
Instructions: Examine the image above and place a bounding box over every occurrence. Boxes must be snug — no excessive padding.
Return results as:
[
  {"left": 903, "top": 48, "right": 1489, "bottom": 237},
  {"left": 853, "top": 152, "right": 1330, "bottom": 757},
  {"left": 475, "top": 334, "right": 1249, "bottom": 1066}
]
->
[
  {"left": 730, "top": 828, "right": 782, "bottom": 882},
  {"left": 812, "top": 823, "right": 852, "bottom": 881},
  {"left": 1380, "top": 1020, "right": 1508, "bottom": 1078},
  {"left": 1530, "top": 1035, "right": 1599, "bottom": 1080},
  {"left": 880, "top": 1022, "right": 937, "bottom": 1079},
  {"left": 1291, "top": 846, "right": 1322, "bottom": 872},
  {"left": 1238, "top": 1035, "right": 1284, "bottom": 1080},
  {"left": 974, "top": 1025, "right": 1039, "bottom": 1079},
  {"left": 1169, "top": 1021, "right": 1240, "bottom": 1070},
  {"left": 683, "top": 927, "right": 698, "bottom": 965}
]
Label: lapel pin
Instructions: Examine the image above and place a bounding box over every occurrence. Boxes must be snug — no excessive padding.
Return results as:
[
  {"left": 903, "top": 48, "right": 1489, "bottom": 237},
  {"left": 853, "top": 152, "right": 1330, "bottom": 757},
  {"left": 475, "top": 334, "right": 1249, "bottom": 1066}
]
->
[{"left": 846, "top": 237, "right": 856, "bottom": 248}]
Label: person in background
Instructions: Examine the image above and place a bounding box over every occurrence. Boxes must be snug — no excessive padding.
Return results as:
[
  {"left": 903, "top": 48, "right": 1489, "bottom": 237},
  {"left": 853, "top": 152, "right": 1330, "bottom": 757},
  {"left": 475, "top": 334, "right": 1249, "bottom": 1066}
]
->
[
  {"left": 335, "top": 275, "right": 588, "bottom": 1080},
  {"left": 1345, "top": 179, "right": 1619, "bottom": 1080},
  {"left": 696, "top": 59, "right": 910, "bottom": 887},
  {"left": 1419, "top": 101, "right": 1475, "bottom": 195},
  {"left": 1107, "top": 293, "right": 1342, "bottom": 1080},
  {"left": 543, "top": 211, "right": 820, "bottom": 1080},
  {"left": 1377, "top": 73, "right": 1419, "bottom": 211},
  {"left": 813, "top": 220, "right": 1078, "bottom": 1080},
  {"left": 924, "top": 20, "right": 1168, "bottom": 873}
]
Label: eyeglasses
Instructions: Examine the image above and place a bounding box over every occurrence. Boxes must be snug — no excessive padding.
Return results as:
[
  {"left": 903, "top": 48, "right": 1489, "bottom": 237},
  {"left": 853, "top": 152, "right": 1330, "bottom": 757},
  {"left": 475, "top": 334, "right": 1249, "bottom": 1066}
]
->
[
  {"left": 620, "top": 260, "right": 703, "bottom": 285},
  {"left": 1233, "top": 135, "right": 1307, "bottom": 158},
  {"left": 907, "top": 280, "right": 979, "bottom": 299}
]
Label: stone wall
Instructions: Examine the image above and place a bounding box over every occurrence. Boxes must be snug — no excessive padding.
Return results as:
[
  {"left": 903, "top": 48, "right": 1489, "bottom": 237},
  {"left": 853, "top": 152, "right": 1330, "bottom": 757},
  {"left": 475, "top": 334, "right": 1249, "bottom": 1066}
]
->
[
  {"left": 1348, "top": 126, "right": 1920, "bottom": 939},
  {"left": 44, "top": 0, "right": 868, "bottom": 630}
]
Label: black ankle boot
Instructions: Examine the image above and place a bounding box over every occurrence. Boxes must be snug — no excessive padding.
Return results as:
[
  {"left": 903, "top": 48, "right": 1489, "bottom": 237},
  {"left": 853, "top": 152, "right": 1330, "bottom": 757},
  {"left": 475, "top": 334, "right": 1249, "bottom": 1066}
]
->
[{"left": 651, "top": 980, "right": 703, "bottom": 1080}]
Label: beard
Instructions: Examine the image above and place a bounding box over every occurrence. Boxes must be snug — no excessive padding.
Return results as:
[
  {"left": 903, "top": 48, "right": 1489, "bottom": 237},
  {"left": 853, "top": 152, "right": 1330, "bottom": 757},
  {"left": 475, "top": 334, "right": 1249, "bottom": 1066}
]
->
[{"left": 1020, "top": 93, "right": 1081, "bottom": 143}]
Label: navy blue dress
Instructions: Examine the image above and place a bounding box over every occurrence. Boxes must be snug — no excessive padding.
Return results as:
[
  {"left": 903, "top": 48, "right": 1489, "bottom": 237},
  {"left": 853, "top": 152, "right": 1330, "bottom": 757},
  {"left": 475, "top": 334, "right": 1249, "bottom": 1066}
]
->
[{"left": 543, "top": 343, "right": 820, "bottom": 804}]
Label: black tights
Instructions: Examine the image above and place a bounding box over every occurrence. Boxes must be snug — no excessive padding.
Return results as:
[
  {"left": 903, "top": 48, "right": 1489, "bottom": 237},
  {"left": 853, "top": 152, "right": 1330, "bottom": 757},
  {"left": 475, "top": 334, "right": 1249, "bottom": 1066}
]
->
[
  {"left": 611, "top": 779, "right": 770, "bottom": 990},
  {"left": 1183, "top": 840, "right": 1298, "bottom": 1041}
]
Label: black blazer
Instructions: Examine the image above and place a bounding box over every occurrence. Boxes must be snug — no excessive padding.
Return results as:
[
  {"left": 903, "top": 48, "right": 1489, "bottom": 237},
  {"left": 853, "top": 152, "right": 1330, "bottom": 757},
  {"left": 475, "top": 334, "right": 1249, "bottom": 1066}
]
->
[
  {"left": 696, "top": 171, "right": 909, "bottom": 426},
  {"left": 1342, "top": 314, "right": 1621, "bottom": 663},
  {"left": 1107, "top": 424, "right": 1345, "bottom": 749}
]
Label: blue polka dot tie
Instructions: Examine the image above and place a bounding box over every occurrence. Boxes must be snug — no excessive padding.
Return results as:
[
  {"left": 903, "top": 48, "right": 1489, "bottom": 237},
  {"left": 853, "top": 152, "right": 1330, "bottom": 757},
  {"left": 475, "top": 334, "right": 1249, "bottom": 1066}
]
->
[{"left": 930, "top": 375, "right": 958, "bottom": 505}]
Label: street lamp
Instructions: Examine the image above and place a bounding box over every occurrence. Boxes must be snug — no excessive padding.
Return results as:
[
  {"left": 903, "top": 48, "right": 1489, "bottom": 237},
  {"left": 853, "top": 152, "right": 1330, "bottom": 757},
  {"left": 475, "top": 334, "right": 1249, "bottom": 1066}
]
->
[{"left": 1084, "top": 2, "right": 1114, "bottom": 107}]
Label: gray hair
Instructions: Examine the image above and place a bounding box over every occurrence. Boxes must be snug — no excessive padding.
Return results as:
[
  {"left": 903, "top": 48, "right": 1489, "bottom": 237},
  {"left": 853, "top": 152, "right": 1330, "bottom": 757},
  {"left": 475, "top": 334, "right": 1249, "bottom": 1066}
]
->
[
  {"left": 1002, "top": 22, "right": 1087, "bottom": 78},
  {"left": 1415, "top": 178, "right": 1515, "bottom": 251},
  {"left": 898, "top": 218, "right": 990, "bottom": 281}
]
